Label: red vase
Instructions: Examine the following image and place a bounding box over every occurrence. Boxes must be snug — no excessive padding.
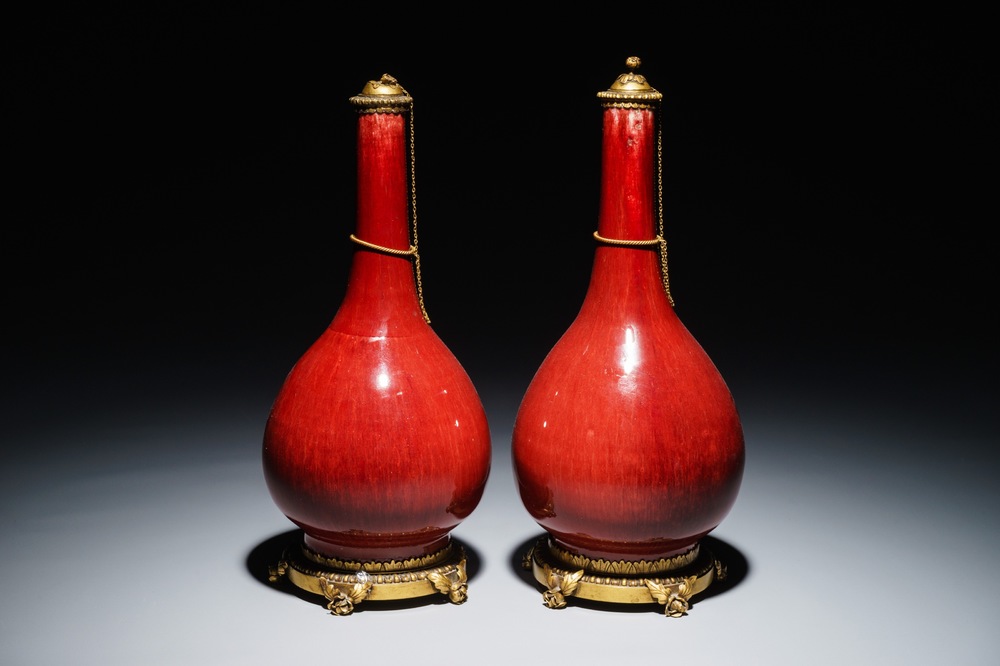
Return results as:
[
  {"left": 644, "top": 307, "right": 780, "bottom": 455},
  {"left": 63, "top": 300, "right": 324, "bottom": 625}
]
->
[
  {"left": 262, "top": 75, "right": 492, "bottom": 615},
  {"left": 512, "top": 58, "right": 744, "bottom": 616}
]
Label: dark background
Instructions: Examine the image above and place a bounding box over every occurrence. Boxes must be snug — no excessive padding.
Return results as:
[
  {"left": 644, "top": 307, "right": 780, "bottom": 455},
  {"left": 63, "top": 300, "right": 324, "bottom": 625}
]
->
[
  {"left": 5, "top": 5, "right": 995, "bottom": 449},
  {"left": 4, "top": 9, "right": 997, "bottom": 662}
]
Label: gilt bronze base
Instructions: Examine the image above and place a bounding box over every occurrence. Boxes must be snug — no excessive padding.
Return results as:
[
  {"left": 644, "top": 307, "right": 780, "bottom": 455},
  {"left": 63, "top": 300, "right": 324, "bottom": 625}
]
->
[
  {"left": 523, "top": 537, "right": 724, "bottom": 617},
  {"left": 268, "top": 540, "right": 469, "bottom": 616}
]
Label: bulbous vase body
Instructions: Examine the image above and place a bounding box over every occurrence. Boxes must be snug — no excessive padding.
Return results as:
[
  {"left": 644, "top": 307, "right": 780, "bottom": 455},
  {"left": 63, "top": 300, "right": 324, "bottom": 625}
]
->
[
  {"left": 263, "top": 99, "right": 491, "bottom": 563},
  {"left": 512, "top": 99, "right": 744, "bottom": 564}
]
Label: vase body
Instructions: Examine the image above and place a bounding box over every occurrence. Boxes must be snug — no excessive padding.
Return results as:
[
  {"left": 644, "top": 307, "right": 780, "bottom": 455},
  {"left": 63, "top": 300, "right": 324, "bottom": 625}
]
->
[
  {"left": 262, "top": 78, "right": 491, "bottom": 564},
  {"left": 512, "top": 65, "right": 744, "bottom": 565}
]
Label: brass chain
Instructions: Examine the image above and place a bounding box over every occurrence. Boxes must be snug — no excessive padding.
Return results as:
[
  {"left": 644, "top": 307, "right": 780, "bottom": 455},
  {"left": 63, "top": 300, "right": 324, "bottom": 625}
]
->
[
  {"left": 407, "top": 103, "right": 430, "bottom": 323},
  {"left": 655, "top": 104, "right": 675, "bottom": 306}
]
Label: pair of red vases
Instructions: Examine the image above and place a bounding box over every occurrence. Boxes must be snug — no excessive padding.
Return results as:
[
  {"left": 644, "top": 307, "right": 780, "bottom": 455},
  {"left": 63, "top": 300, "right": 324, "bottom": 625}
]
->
[{"left": 262, "top": 60, "right": 744, "bottom": 616}]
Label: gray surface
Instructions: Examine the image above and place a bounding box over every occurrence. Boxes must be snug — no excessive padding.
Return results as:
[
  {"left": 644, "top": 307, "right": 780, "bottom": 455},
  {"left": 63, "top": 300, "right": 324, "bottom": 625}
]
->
[{"left": 2, "top": 373, "right": 996, "bottom": 666}]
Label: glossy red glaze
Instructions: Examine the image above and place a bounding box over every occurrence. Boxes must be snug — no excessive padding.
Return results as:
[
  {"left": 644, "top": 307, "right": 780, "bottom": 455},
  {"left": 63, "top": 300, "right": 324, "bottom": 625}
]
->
[
  {"left": 512, "top": 106, "right": 745, "bottom": 562},
  {"left": 263, "top": 110, "right": 492, "bottom": 561}
]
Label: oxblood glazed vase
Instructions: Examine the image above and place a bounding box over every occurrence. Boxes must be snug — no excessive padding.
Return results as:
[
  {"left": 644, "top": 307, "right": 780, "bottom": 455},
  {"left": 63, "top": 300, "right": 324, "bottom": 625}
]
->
[
  {"left": 512, "top": 58, "right": 744, "bottom": 615},
  {"left": 262, "top": 75, "right": 491, "bottom": 614}
]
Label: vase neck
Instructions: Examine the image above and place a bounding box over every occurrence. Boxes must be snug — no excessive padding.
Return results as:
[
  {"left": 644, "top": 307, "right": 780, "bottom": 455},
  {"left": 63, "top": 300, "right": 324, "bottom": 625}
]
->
[
  {"left": 597, "top": 106, "right": 658, "bottom": 241},
  {"left": 333, "top": 111, "right": 426, "bottom": 336},
  {"left": 355, "top": 112, "right": 412, "bottom": 250},
  {"left": 586, "top": 106, "right": 670, "bottom": 309}
]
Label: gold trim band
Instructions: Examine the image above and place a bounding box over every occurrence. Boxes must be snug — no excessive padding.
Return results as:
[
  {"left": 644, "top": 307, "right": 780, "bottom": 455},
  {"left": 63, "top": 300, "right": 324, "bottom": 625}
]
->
[
  {"left": 593, "top": 230, "right": 662, "bottom": 247},
  {"left": 301, "top": 542, "right": 456, "bottom": 572},
  {"left": 349, "top": 233, "right": 417, "bottom": 257},
  {"left": 545, "top": 539, "right": 700, "bottom": 575}
]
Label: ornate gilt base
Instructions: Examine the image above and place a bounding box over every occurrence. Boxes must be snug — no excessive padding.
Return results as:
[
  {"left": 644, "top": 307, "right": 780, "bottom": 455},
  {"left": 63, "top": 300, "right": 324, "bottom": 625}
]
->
[
  {"left": 268, "top": 540, "right": 469, "bottom": 616},
  {"left": 523, "top": 537, "right": 725, "bottom": 617}
]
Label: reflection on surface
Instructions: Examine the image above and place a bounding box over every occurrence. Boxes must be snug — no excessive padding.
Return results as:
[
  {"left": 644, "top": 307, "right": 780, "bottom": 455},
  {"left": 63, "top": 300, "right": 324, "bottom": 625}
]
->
[{"left": 620, "top": 326, "right": 639, "bottom": 376}]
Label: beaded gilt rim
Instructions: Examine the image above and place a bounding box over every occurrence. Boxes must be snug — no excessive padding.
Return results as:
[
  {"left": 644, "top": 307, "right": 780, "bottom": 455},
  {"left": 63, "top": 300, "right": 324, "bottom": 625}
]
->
[{"left": 545, "top": 538, "right": 701, "bottom": 575}]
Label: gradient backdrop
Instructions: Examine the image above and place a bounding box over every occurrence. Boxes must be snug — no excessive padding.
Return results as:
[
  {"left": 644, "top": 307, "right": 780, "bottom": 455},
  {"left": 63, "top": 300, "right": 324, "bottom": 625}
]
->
[{"left": 4, "top": 5, "right": 996, "bottom": 665}]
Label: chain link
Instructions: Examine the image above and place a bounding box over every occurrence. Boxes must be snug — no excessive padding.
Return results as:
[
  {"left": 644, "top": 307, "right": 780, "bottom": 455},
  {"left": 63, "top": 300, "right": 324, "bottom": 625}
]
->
[
  {"left": 407, "top": 104, "right": 430, "bottom": 323},
  {"left": 656, "top": 107, "right": 675, "bottom": 306}
]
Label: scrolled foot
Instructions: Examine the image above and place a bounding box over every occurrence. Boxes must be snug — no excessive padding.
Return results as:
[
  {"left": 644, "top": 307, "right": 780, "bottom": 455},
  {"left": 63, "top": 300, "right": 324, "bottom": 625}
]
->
[
  {"left": 428, "top": 558, "right": 469, "bottom": 604},
  {"left": 521, "top": 547, "right": 535, "bottom": 571},
  {"left": 319, "top": 573, "right": 373, "bottom": 617},
  {"left": 267, "top": 559, "right": 288, "bottom": 583},
  {"left": 541, "top": 565, "right": 584, "bottom": 609},
  {"left": 645, "top": 576, "right": 696, "bottom": 618}
]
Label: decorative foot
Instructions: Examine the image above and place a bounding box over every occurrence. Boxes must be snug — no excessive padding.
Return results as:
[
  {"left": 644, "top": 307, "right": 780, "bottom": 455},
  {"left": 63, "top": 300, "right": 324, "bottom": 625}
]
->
[
  {"left": 645, "top": 577, "right": 696, "bottom": 617},
  {"left": 541, "top": 565, "right": 584, "bottom": 609},
  {"left": 521, "top": 547, "right": 535, "bottom": 571},
  {"left": 267, "top": 559, "right": 288, "bottom": 583},
  {"left": 427, "top": 559, "right": 468, "bottom": 604},
  {"left": 319, "top": 572, "right": 373, "bottom": 616},
  {"left": 714, "top": 558, "right": 728, "bottom": 582}
]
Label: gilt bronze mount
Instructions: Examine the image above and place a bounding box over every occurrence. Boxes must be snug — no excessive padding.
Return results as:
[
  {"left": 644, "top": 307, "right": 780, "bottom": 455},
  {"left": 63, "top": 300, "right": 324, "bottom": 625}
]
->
[
  {"left": 523, "top": 537, "right": 725, "bottom": 617},
  {"left": 269, "top": 540, "right": 469, "bottom": 616}
]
